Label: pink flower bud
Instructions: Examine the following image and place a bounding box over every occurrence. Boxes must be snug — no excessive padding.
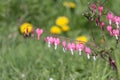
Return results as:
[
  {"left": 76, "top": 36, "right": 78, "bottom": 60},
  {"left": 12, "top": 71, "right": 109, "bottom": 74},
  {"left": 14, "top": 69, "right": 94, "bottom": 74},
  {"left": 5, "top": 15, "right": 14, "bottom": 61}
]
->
[
  {"left": 98, "top": 6, "right": 103, "bottom": 16},
  {"left": 96, "top": 18, "right": 99, "bottom": 26},
  {"left": 91, "top": 4, "right": 96, "bottom": 12},
  {"left": 100, "top": 22, "right": 105, "bottom": 28}
]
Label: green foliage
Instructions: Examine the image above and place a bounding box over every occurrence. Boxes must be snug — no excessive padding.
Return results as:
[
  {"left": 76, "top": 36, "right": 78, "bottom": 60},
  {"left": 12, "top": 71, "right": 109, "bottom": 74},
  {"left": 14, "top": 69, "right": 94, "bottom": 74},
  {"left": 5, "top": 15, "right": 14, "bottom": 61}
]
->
[{"left": 0, "top": 0, "right": 120, "bottom": 80}]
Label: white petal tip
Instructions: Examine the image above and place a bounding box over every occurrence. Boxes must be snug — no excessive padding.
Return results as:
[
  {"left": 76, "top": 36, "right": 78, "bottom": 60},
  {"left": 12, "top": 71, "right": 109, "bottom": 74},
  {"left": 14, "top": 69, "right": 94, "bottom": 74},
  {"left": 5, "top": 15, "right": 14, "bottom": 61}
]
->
[
  {"left": 93, "top": 56, "right": 96, "bottom": 61},
  {"left": 87, "top": 54, "right": 90, "bottom": 59},
  {"left": 63, "top": 48, "right": 65, "bottom": 53}
]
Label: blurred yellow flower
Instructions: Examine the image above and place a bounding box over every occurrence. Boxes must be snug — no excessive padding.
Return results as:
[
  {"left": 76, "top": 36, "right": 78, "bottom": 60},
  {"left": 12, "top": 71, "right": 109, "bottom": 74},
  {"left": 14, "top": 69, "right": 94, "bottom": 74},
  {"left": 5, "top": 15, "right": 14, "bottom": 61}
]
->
[
  {"left": 100, "top": 39, "right": 105, "bottom": 44},
  {"left": 61, "top": 25, "right": 70, "bottom": 32},
  {"left": 69, "top": 2, "right": 76, "bottom": 8},
  {"left": 20, "top": 22, "right": 33, "bottom": 34},
  {"left": 56, "top": 16, "right": 69, "bottom": 26},
  {"left": 76, "top": 36, "right": 88, "bottom": 44},
  {"left": 50, "top": 26, "right": 61, "bottom": 34},
  {"left": 63, "top": 2, "right": 69, "bottom": 6},
  {"left": 63, "top": 2, "right": 76, "bottom": 9}
]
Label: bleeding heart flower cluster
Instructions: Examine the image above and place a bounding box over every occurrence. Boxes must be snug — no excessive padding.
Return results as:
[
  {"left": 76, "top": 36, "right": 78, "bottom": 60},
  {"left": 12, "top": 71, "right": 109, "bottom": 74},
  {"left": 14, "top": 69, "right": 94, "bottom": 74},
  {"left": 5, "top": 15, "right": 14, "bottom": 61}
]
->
[
  {"left": 44, "top": 36, "right": 96, "bottom": 60},
  {"left": 27, "top": 27, "right": 95, "bottom": 60},
  {"left": 85, "top": 3, "right": 105, "bottom": 28},
  {"left": 91, "top": 3, "right": 104, "bottom": 16},
  {"left": 82, "top": 2, "right": 119, "bottom": 70},
  {"left": 89, "top": 3, "right": 119, "bottom": 40},
  {"left": 106, "top": 12, "right": 120, "bottom": 40}
]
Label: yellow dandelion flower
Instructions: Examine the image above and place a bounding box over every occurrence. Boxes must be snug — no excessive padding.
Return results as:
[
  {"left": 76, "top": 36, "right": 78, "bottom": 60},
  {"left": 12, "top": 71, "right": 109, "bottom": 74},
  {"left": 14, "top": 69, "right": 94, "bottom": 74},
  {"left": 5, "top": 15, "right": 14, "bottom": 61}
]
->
[
  {"left": 20, "top": 22, "right": 33, "bottom": 34},
  {"left": 61, "top": 25, "right": 70, "bottom": 32},
  {"left": 76, "top": 36, "right": 88, "bottom": 44},
  {"left": 63, "top": 2, "right": 69, "bottom": 6},
  {"left": 69, "top": 2, "right": 76, "bottom": 8},
  {"left": 63, "top": 2, "right": 76, "bottom": 9},
  {"left": 56, "top": 16, "right": 69, "bottom": 26},
  {"left": 50, "top": 26, "right": 61, "bottom": 34}
]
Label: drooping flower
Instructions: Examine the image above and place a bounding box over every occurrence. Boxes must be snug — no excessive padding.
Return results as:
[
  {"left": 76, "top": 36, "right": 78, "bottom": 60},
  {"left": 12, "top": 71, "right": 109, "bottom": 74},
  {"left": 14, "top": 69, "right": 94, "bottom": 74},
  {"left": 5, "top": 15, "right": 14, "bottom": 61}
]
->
[
  {"left": 76, "top": 36, "right": 88, "bottom": 44},
  {"left": 98, "top": 6, "right": 103, "bottom": 16},
  {"left": 53, "top": 37, "right": 60, "bottom": 50},
  {"left": 36, "top": 28, "right": 43, "bottom": 40},
  {"left": 113, "top": 16, "right": 120, "bottom": 28},
  {"left": 91, "top": 4, "right": 96, "bottom": 11},
  {"left": 45, "top": 36, "right": 54, "bottom": 48},
  {"left": 107, "top": 12, "right": 114, "bottom": 25},
  {"left": 56, "top": 16, "right": 69, "bottom": 26},
  {"left": 112, "top": 29, "right": 119, "bottom": 40},
  {"left": 62, "top": 40, "right": 66, "bottom": 52},
  {"left": 109, "top": 57, "right": 117, "bottom": 70},
  {"left": 95, "top": 17, "right": 100, "bottom": 26},
  {"left": 20, "top": 22, "right": 33, "bottom": 35},
  {"left": 50, "top": 26, "right": 61, "bottom": 34},
  {"left": 67, "top": 43, "right": 75, "bottom": 55},
  {"left": 85, "top": 47, "right": 92, "bottom": 59},
  {"left": 100, "top": 22, "right": 105, "bottom": 29},
  {"left": 75, "top": 44, "right": 84, "bottom": 55},
  {"left": 61, "top": 25, "right": 70, "bottom": 32},
  {"left": 63, "top": 2, "right": 76, "bottom": 9},
  {"left": 107, "top": 25, "right": 112, "bottom": 32}
]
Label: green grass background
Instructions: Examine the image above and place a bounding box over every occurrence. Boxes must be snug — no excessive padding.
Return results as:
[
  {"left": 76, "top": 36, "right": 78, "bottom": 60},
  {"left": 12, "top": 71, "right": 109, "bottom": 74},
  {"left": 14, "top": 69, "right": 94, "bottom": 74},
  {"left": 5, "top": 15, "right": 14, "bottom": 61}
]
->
[{"left": 0, "top": 0, "right": 120, "bottom": 80}]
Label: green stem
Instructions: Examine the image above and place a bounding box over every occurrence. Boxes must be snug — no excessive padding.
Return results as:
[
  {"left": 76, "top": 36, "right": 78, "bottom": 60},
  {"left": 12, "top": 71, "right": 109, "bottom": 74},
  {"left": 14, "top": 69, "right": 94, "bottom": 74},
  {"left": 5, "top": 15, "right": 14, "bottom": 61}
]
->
[{"left": 114, "top": 49, "right": 120, "bottom": 79}]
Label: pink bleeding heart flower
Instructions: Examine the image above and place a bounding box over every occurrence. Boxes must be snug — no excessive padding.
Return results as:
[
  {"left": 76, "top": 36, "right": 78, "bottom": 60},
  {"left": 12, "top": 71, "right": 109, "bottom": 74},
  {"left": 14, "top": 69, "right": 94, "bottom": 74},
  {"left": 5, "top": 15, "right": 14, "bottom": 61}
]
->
[
  {"left": 62, "top": 40, "right": 66, "bottom": 52},
  {"left": 91, "top": 4, "right": 96, "bottom": 12},
  {"left": 113, "top": 16, "right": 120, "bottom": 28},
  {"left": 98, "top": 6, "right": 103, "bottom": 16},
  {"left": 100, "top": 22, "right": 105, "bottom": 29},
  {"left": 85, "top": 47, "right": 92, "bottom": 59},
  {"left": 53, "top": 37, "right": 60, "bottom": 50},
  {"left": 75, "top": 44, "right": 84, "bottom": 55},
  {"left": 107, "top": 25, "right": 112, "bottom": 32},
  {"left": 107, "top": 25, "right": 113, "bottom": 36},
  {"left": 109, "top": 59, "right": 117, "bottom": 70},
  {"left": 67, "top": 43, "right": 75, "bottom": 55},
  {"left": 118, "top": 17, "right": 120, "bottom": 24},
  {"left": 36, "top": 28, "right": 43, "bottom": 40},
  {"left": 112, "top": 29, "right": 119, "bottom": 40},
  {"left": 45, "top": 36, "right": 54, "bottom": 48},
  {"left": 107, "top": 13, "right": 114, "bottom": 25},
  {"left": 95, "top": 18, "right": 99, "bottom": 26}
]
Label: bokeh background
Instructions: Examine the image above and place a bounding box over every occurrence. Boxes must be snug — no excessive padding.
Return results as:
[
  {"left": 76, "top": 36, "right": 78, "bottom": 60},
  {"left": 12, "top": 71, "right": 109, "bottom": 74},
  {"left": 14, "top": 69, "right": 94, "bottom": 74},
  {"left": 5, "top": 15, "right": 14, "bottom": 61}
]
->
[{"left": 0, "top": 0, "right": 120, "bottom": 80}]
